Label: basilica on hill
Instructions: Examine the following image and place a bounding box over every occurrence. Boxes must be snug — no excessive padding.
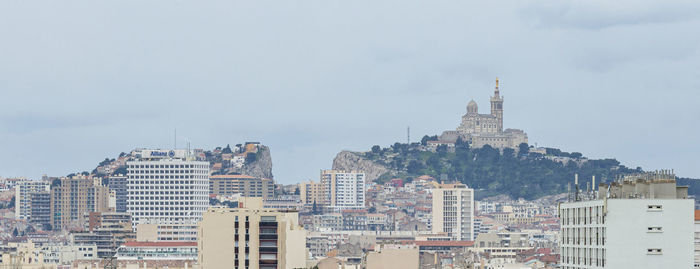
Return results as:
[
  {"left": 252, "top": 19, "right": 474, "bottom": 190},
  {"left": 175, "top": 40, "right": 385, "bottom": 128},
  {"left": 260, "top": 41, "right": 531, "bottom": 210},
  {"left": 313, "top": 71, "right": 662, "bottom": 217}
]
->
[{"left": 438, "top": 78, "right": 528, "bottom": 150}]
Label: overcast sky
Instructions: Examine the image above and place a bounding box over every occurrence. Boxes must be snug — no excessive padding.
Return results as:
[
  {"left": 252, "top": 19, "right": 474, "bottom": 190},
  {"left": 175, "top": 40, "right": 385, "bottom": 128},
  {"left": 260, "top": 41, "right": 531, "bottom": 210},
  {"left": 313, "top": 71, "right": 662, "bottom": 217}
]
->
[{"left": 1, "top": 0, "right": 699, "bottom": 184}]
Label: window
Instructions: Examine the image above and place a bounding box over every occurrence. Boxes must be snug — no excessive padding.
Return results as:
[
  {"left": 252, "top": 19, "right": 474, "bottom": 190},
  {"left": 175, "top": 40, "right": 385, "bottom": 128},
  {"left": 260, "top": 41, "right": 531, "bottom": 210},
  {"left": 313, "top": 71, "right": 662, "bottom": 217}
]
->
[
  {"left": 647, "top": 205, "right": 663, "bottom": 211},
  {"left": 647, "top": 227, "right": 662, "bottom": 233},
  {"left": 647, "top": 248, "right": 662, "bottom": 255}
]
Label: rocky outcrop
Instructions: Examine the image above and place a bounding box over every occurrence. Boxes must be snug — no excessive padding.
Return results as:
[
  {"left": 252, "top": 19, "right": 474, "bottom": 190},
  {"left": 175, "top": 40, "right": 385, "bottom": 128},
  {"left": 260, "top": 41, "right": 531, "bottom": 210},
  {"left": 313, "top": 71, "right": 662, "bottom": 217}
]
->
[
  {"left": 332, "top": 151, "right": 391, "bottom": 182},
  {"left": 241, "top": 145, "right": 274, "bottom": 179}
]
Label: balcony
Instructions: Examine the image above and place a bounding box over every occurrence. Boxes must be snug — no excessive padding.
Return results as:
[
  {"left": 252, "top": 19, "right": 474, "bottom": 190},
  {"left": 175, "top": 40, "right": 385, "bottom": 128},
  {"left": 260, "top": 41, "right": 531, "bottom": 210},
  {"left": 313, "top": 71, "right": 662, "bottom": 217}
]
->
[
  {"left": 260, "top": 221, "right": 278, "bottom": 227},
  {"left": 259, "top": 247, "right": 278, "bottom": 253},
  {"left": 259, "top": 234, "right": 278, "bottom": 240}
]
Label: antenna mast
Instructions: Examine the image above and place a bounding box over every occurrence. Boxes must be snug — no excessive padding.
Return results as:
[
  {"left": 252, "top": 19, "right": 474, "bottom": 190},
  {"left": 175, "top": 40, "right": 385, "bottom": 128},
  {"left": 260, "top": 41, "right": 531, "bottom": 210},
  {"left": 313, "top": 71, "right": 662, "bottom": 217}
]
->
[
  {"left": 407, "top": 126, "right": 410, "bottom": 144},
  {"left": 174, "top": 128, "right": 177, "bottom": 149}
]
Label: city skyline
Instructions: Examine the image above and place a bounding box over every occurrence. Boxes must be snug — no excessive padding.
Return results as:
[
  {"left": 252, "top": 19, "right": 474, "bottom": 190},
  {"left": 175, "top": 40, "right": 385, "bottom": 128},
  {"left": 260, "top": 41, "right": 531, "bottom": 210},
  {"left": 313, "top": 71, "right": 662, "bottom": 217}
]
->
[{"left": 1, "top": 1, "right": 699, "bottom": 183}]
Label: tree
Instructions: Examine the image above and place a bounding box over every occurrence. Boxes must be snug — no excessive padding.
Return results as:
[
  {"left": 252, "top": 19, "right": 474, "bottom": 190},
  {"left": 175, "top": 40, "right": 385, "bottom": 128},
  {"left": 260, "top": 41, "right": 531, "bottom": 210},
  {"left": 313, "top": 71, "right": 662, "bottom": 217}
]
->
[
  {"left": 421, "top": 135, "right": 431, "bottom": 146},
  {"left": 371, "top": 145, "right": 381, "bottom": 154},
  {"left": 502, "top": 148, "right": 515, "bottom": 158},
  {"left": 222, "top": 144, "right": 233, "bottom": 154},
  {"left": 436, "top": 144, "right": 447, "bottom": 153},
  {"left": 407, "top": 160, "right": 424, "bottom": 174},
  {"left": 420, "top": 135, "right": 438, "bottom": 146},
  {"left": 518, "top": 143, "right": 530, "bottom": 155},
  {"left": 12, "top": 228, "right": 18, "bottom": 237},
  {"left": 98, "top": 158, "right": 112, "bottom": 166}
]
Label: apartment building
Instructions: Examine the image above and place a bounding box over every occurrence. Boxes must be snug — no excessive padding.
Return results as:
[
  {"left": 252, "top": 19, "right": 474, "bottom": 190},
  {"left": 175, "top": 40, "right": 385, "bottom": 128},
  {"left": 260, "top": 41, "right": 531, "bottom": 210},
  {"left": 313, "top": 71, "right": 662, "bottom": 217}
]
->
[
  {"left": 299, "top": 180, "right": 325, "bottom": 205},
  {"left": 559, "top": 171, "right": 693, "bottom": 269},
  {"left": 126, "top": 149, "right": 209, "bottom": 242},
  {"left": 29, "top": 192, "right": 51, "bottom": 228},
  {"left": 474, "top": 232, "right": 531, "bottom": 260},
  {"left": 198, "top": 197, "right": 307, "bottom": 269},
  {"left": 14, "top": 180, "right": 49, "bottom": 220},
  {"left": 431, "top": 183, "right": 474, "bottom": 241},
  {"left": 72, "top": 211, "right": 135, "bottom": 258},
  {"left": 50, "top": 176, "right": 110, "bottom": 230},
  {"left": 108, "top": 174, "right": 128, "bottom": 213},
  {"left": 210, "top": 174, "right": 274, "bottom": 200},
  {"left": 321, "top": 170, "right": 366, "bottom": 211}
]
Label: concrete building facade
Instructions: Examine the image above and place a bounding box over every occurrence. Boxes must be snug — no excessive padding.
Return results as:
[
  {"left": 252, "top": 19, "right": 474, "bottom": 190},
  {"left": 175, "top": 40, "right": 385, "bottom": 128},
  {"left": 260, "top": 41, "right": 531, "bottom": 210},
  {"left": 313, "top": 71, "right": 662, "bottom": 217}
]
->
[
  {"left": 198, "top": 198, "right": 307, "bottom": 269},
  {"left": 126, "top": 149, "right": 209, "bottom": 242},
  {"left": 431, "top": 183, "right": 474, "bottom": 241},
  {"left": 108, "top": 174, "right": 128, "bottom": 213},
  {"left": 559, "top": 172, "right": 693, "bottom": 269},
  {"left": 14, "top": 180, "right": 49, "bottom": 220},
  {"left": 29, "top": 191, "right": 51, "bottom": 228},
  {"left": 50, "top": 176, "right": 110, "bottom": 230},
  {"left": 210, "top": 174, "right": 275, "bottom": 200},
  {"left": 299, "top": 180, "right": 325, "bottom": 206},
  {"left": 321, "top": 170, "right": 366, "bottom": 211}
]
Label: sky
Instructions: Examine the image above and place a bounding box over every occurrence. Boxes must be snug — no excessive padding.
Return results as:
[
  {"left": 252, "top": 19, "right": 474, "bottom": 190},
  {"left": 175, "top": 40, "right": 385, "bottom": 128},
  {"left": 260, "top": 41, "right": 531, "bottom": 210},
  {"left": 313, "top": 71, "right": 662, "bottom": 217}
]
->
[{"left": 1, "top": 0, "right": 699, "bottom": 184}]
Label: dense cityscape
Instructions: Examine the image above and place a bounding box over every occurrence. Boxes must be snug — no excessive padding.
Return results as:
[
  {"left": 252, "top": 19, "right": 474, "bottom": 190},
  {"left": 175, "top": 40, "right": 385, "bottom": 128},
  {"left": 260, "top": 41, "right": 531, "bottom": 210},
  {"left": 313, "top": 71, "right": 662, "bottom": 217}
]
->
[{"left": 0, "top": 83, "right": 697, "bottom": 268}]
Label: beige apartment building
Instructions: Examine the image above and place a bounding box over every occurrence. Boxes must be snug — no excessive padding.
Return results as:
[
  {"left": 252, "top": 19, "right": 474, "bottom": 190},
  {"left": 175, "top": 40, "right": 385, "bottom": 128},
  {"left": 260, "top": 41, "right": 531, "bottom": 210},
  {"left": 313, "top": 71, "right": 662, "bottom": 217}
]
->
[
  {"left": 431, "top": 183, "right": 474, "bottom": 241},
  {"left": 198, "top": 197, "right": 307, "bottom": 269},
  {"left": 50, "top": 175, "right": 110, "bottom": 230},
  {"left": 299, "top": 180, "right": 325, "bottom": 205},
  {"left": 210, "top": 174, "right": 275, "bottom": 200}
]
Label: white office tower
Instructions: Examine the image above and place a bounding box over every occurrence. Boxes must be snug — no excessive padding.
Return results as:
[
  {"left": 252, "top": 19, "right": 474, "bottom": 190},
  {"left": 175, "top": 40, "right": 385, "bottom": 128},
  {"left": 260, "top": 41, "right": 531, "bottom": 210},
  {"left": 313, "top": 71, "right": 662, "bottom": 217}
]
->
[
  {"left": 431, "top": 183, "right": 474, "bottom": 241},
  {"left": 15, "top": 180, "right": 49, "bottom": 220},
  {"left": 127, "top": 149, "right": 209, "bottom": 241},
  {"left": 321, "top": 170, "right": 365, "bottom": 211},
  {"left": 559, "top": 171, "right": 693, "bottom": 269}
]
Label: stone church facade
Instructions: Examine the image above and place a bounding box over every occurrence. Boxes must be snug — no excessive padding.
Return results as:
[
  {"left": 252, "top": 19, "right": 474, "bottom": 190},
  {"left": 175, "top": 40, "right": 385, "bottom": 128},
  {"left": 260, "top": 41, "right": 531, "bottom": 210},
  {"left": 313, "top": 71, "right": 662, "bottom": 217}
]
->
[{"left": 439, "top": 79, "right": 528, "bottom": 150}]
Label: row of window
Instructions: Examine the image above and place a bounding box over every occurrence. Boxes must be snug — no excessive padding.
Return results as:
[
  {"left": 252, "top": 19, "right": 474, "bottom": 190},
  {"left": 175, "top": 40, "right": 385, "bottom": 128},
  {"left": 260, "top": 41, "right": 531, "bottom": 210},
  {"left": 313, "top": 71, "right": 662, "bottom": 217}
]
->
[
  {"left": 561, "top": 227, "right": 606, "bottom": 246},
  {"left": 561, "top": 247, "right": 605, "bottom": 267},
  {"left": 129, "top": 175, "right": 207, "bottom": 179},
  {"left": 128, "top": 191, "right": 207, "bottom": 196},
  {"left": 128, "top": 169, "right": 206, "bottom": 174},
  {"left": 128, "top": 164, "right": 207, "bottom": 169}
]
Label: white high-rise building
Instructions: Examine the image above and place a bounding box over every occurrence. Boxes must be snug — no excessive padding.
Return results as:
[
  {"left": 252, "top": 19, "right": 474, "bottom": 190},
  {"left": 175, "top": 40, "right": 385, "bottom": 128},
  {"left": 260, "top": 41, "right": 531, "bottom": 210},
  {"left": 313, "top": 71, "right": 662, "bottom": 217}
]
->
[
  {"left": 15, "top": 180, "right": 49, "bottom": 220},
  {"left": 126, "top": 149, "right": 209, "bottom": 241},
  {"left": 559, "top": 172, "right": 693, "bottom": 269},
  {"left": 320, "top": 170, "right": 365, "bottom": 211},
  {"left": 431, "top": 183, "right": 474, "bottom": 241}
]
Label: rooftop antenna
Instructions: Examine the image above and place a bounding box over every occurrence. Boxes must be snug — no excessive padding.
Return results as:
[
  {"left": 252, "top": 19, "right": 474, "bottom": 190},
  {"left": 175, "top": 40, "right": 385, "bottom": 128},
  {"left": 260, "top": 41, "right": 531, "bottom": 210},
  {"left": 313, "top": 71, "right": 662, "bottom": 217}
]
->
[
  {"left": 407, "top": 126, "right": 410, "bottom": 144},
  {"left": 174, "top": 128, "right": 177, "bottom": 149}
]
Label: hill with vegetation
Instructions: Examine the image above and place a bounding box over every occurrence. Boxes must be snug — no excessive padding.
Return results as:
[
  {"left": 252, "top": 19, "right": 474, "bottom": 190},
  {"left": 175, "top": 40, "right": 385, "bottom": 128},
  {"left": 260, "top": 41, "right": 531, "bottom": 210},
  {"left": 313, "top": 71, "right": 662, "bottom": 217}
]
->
[{"left": 334, "top": 136, "right": 700, "bottom": 200}]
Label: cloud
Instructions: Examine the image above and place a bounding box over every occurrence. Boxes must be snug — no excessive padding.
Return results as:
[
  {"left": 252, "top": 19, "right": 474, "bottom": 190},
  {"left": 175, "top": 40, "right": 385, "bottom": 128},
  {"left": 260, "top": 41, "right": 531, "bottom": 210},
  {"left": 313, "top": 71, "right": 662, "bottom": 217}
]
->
[
  {"left": 520, "top": 0, "right": 700, "bottom": 30},
  {"left": 0, "top": 0, "right": 699, "bottom": 181}
]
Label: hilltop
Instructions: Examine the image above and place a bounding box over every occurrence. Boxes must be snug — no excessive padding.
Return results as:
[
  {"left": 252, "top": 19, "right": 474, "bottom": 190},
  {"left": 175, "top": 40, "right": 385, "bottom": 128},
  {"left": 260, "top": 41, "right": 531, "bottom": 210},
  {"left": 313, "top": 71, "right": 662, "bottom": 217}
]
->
[
  {"left": 82, "top": 143, "right": 273, "bottom": 179},
  {"left": 333, "top": 137, "right": 700, "bottom": 200}
]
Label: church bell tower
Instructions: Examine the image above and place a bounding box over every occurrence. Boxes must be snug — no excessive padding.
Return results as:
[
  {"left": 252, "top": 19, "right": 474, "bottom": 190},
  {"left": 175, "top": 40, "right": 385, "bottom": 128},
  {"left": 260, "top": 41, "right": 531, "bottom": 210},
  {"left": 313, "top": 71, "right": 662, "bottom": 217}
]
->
[{"left": 490, "top": 78, "right": 504, "bottom": 132}]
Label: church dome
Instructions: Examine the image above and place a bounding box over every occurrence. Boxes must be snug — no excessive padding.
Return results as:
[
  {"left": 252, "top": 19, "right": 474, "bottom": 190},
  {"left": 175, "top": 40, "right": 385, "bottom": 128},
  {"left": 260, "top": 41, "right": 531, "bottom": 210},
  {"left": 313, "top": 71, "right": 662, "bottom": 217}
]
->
[{"left": 467, "top": 100, "right": 478, "bottom": 114}]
